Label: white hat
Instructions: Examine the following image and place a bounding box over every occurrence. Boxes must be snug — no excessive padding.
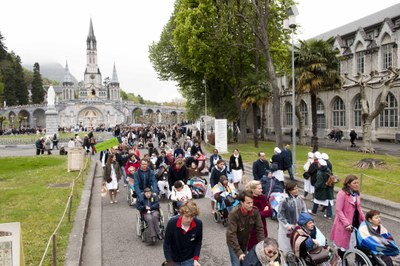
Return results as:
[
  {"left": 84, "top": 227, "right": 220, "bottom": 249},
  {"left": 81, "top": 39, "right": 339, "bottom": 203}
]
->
[
  {"left": 307, "top": 152, "right": 314, "bottom": 159},
  {"left": 318, "top": 159, "right": 327, "bottom": 166},
  {"left": 274, "top": 147, "right": 281, "bottom": 154},
  {"left": 314, "top": 151, "right": 322, "bottom": 159},
  {"left": 321, "top": 153, "right": 329, "bottom": 160}
]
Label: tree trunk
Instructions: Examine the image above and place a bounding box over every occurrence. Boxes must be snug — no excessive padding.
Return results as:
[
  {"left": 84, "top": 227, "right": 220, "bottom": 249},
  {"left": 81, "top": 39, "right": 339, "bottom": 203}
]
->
[
  {"left": 360, "top": 119, "right": 374, "bottom": 153},
  {"left": 310, "top": 91, "right": 318, "bottom": 152},
  {"left": 239, "top": 110, "right": 247, "bottom": 143},
  {"left": 252, "top": 103, "right": 259, "bottom": 148},
  {"left": 261, "top": 104, "right": 266, "bottom": 141},
  {"left": 295, "top": 95, "right": 306, "bottom": 145}
]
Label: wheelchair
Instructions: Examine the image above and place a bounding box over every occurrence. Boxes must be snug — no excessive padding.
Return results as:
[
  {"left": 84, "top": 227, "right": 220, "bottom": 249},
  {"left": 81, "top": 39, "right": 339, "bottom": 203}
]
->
[
  {"left": 167, "top": 201, "right": 180, "bottom": 220},
  {"left": 286, "top": 250, "right": 331, "bottom": 266},
  {"left": 213, "top": 196, "right": 238, "bottom": 226},
  {"left": 126, "top": 184, "right": 137, "bottom": 206},
  {"left": 343, "top": 246, "right": 388, "bottom": 266},
  {"left": 135, "top": 209, "right": 165, "bottom": 243}
]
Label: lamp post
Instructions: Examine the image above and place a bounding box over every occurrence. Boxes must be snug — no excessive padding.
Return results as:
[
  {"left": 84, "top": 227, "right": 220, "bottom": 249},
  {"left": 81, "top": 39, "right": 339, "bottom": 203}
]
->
[
  {"left": 284, "top": 5, "right": 299, "bottom": 176},
  {"left": 203, "top": 79, "right": 208, "bottom": 144}
]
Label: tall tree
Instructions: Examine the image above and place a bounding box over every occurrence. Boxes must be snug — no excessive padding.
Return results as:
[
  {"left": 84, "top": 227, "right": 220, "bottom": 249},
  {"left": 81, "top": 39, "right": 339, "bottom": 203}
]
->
[
  {"left": 13, "top": 56, "right": 28, "bottom": 105},
  {"left": 294, "top": 38, "right": 341, "bottom": 151},
  {"left": 31, "top": 62, "right": 44, "bottom": 104},
  {"left": 0, "top": 32, "right": 7, "bottom": 62},
  {"left": 0, "top": 59, "right": 17, "bottom": 106},
  {"left": 344, "top": 68, "right": 400, "bottom": 153}
]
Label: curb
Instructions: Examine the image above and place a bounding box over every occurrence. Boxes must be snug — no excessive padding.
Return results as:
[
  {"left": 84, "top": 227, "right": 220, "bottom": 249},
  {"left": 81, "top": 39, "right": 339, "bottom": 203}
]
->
[{"left": 65, "top": 158, "right": 97, "bottom": 266}]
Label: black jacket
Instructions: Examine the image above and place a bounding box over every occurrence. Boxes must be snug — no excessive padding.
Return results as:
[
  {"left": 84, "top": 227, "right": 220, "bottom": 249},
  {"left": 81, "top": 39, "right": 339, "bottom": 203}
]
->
[
  {"left": 252, "top": 159, "right": 269, "bottom": 180},
  {"left": 163, "top": 216, "right": 203, "bottom": 263}
]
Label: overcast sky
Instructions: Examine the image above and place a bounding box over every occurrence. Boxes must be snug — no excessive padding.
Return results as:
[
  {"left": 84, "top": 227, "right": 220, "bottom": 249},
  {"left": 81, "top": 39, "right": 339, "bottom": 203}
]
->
[{"left": 0, "top": 0, "right": 398, "bottom": 102}]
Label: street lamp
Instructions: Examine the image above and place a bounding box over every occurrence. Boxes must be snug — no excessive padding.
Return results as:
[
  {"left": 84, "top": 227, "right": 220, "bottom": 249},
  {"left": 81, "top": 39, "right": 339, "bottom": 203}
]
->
[
  {"left": 203, "top": 79, "right": 208, "bottom": 144},
  {"left": 284, "top": 5, "right": 298, "bottom": 176}
]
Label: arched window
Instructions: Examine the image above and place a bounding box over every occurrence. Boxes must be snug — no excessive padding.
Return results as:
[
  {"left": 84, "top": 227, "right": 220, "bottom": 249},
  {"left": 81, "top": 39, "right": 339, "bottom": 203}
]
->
[
  {"left": 333, "top": 98, "right": 346, "bottom": 127},
  {"left": 316, "top": 100, "right": 325, "bottom": 129},
  {"left": 354, "top": 97, "right": 362, "bottom": 127},
  {"left": 285, "top": 102, "right": 293, "bottom": 126},
  {"left": 379, "top": 93, "right": 398, "bottom": 128},
  {"left": 300, "top": 100, "right": 308, "bottom": 126}
]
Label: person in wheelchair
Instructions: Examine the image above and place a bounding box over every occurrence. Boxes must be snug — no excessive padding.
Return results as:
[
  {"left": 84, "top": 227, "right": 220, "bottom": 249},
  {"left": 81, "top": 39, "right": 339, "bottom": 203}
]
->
[
  {"left": 170, "top": 180, "right": 192, "bottom": 209},
  {"left": 136, "top": 188, "right": 163, "bottom": 244},
  {"left": 155, "top": 163, "right": 170, "bottom": 199},
  {"left": 243, "top": 237, "right": 286, "bottom": 266},
  {"left": 289, "top": 212, "right": 328, "bottom": 265},
  {"left": 212, "top": 175, "right": 239, "bottom": 215},
  {"left": 357, "top": 210, "right": 400, "bottom": 265}
]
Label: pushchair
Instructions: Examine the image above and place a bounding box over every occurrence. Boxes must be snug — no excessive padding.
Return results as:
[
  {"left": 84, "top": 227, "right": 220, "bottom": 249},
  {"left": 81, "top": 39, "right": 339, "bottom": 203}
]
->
[{"left": 213, "top": 194, "right": 239, "bottom": 226}]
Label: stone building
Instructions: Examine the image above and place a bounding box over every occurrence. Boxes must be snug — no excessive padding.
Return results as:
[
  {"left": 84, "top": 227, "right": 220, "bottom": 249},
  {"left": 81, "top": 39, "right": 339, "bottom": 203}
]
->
[
  {"left": 255, "top": 4, "right": 400, "bottom": 142},
  {"left": 1, "top": 19, "right": 184, "bottom": 130}
]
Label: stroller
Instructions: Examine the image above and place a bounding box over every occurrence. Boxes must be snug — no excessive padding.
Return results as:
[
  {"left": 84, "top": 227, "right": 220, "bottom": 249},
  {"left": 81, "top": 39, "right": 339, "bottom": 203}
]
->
[{"left": 188, "top": 177, "right": 207, "bottom": 198}]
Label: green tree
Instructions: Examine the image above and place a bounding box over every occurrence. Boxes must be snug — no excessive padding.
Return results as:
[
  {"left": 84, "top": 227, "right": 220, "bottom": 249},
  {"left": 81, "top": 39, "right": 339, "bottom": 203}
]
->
[
  {"left": 0, "top": 32, "right": 7, "bottom": 62},
  {"left": 0, "top": 58, "right": 17, "bottom": 106},
  {"left": 31, "top": 62, "right": 44, "bottom": 104},
  {"left": 294, "top": 38, "right": 341, "bottom": 152},
  {"left": 239, "top": 72, "right": 271, "bottom": 147},
  {"left": 13, "top": 56, "right": 28, "bottom": 105}
]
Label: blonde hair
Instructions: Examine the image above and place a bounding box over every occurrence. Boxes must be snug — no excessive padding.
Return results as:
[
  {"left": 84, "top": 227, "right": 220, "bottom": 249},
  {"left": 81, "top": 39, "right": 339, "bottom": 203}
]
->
[
  {"left": 245, "top": 180, "right": 261, "bottom": 192},
  {"left": 179, "top": 200, "right": 200, "bottom": 217}
]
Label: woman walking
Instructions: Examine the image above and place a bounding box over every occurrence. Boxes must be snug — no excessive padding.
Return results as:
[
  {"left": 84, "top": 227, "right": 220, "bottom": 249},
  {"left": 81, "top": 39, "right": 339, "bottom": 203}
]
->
[
  {"left": 103, "top": 154, "right": 122, "bottom": 204},
  {"left": 330, "top": 175, "right": 365, "bottom": 258},
  {"left": 229, "top": 148, "right": 244, "bottom": 189},
  {"left": 246, "top": 180, "right": 272, "bottom": 251}
]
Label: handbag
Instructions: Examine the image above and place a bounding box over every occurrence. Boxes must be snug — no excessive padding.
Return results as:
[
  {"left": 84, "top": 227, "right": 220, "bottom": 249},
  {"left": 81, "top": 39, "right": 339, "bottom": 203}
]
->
[
  {"left": 326, "top": 174, "right": 338, "bottom": 187},
  {"left": 224, "top": 195, "right": 235, "bottom": 207},
  {"left": 307, "top": 246, "right": 329, "bottom": 264},
  {"left": 106, "top": 176, "right": 112, "bottom": 183}
]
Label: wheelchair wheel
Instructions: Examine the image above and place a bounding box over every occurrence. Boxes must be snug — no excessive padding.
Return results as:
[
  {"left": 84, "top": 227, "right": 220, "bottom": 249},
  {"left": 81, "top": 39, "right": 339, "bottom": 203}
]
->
[
  {"left": 213, "top": 211, "right": 221, "bottom": 223},
  {"left": 168, "top": 202, "right": 176, "bottom": 220},
  {"left": 135, "top": 212, "right": 142, "bottom": 237},
  {"left": 159, "top": 209, "right": 166, "bottom": 238},
  {"left": 286, "top": 251, "right": 302, "bottom": 266},
  {"left": 343, "top": 249, "right": 373, "bottom": 266}
]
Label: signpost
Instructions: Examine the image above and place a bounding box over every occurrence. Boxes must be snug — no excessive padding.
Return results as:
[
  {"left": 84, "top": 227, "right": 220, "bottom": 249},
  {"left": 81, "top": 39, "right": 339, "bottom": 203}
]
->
[{"left": 0, "top": 222, "right": 24, "bottom": 266}]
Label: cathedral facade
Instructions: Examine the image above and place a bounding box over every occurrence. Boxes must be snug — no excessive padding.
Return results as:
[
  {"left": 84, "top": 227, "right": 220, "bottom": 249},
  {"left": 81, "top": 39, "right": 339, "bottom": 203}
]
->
[{"left": 2, "top": 19, "right": 184, "bottom": 130}]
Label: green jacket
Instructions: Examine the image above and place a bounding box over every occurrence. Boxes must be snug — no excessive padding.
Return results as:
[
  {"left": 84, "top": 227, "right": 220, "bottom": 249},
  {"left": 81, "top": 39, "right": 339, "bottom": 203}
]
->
[{"left": 314, "top": 168, "right": 334, "bottom": 201}]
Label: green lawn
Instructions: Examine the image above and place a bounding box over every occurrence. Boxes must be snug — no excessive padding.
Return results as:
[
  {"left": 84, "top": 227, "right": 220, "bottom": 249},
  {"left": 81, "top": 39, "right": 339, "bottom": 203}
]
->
[
  {"left": 206, "top": 141, "right": 400, "bottom": 203},
  {"left": 0, "top": 156, "right": 89, "bottom": 265}
]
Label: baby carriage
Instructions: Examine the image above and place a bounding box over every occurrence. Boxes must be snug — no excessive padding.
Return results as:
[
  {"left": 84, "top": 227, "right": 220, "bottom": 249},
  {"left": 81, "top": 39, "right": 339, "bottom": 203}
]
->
[
  {"left": 188, "top": 177, "right": 207, "bottom": 198},
  {"left": 212, "top": 185, "right": 239, "bottom": 226}
]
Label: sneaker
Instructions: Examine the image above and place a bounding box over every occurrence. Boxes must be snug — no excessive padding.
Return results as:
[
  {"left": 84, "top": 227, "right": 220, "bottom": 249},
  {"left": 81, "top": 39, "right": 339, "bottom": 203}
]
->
[
  {"left": 117, "top": 189, "right": 120, "bottom": 193},
  {"left": 123, "top": 184, "right": 127, "bottom": 187},
  {"left": 151, "top": 236, "right": 157, "bottom": 243},
  {"left": 113, "top": 200, "right": 118, "bottom": 203},
  {"left": 157, "top": 234, "right": 163, "bottom": 240},
  {"left": 308, "top": 209, "right": 316, "bottom": 215},
  {"left": 110, "top": 201, "right": 114, "bottom": 204},
  {"left": 324, "top": 214, "right": 332, "bottom": 219}
]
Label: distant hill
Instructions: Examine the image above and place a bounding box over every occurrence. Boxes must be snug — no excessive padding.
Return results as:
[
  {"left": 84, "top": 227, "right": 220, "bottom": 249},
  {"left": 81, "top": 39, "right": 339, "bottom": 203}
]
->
[{"left": 23, "top": 62, "right": 78, "bottom": 84}]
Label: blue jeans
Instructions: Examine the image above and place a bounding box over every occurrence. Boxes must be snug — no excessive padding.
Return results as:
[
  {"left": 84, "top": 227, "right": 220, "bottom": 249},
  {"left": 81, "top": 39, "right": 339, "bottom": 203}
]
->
[
  {"left": 312, "top": 202, "right": 332, "bottom": 217},
  {"left": 228, "top": 246, "right": 242, "bottom": 266},
  {"left": 287, "top": 165, "right": 294, "bottom": 180},
  {"left": 175, "top": 258, "right": 194, "bottom": 266},
  {"left": 120, "top": 166, "right": 128, "bottom": 185}
]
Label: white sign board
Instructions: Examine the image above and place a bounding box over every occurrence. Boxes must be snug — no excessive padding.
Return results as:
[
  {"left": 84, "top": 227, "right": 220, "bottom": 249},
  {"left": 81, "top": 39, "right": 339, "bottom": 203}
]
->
[
  {"left": 214, "top": 119, "right": 228, "bottom": 154},
  {"left": 0, "top": 222, "right": 24, "bottom": 266}
]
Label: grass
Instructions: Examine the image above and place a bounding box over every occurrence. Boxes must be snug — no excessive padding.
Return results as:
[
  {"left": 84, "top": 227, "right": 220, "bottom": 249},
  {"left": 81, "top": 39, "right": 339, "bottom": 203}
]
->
[
  {"left": 205, "top": 141, "right": 400, "bottom": 203},
  {"left": 0, "top": 156, "right": 90, "bottom": 266}
]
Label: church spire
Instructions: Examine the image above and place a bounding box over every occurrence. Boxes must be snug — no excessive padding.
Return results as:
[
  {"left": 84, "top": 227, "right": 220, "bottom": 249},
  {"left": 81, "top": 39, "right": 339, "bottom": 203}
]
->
[
  {"left": 63, "top": 60, "right": 73, "bottom": 86},
  {"left": 86, "top": 18, "right": 96, "bottom": 50},
  {"left": 110, "top": 62, "right": 119, "bottom": 86}
]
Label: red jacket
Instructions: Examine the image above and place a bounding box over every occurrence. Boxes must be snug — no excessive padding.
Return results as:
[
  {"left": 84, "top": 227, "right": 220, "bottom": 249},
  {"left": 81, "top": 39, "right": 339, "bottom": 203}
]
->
[
  {"left": 125, "top": 159, "right": 140, "bottom": 176},
  {"left": 247, "top": 194, "right": 272, "bottom": 251}
]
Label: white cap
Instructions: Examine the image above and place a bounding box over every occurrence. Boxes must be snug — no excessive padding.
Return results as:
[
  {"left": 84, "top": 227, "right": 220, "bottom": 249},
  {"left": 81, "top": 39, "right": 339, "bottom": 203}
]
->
[
  {"left": 318, "top": 159, "right": 327, "bottom": 166},
  {"left": 314, "top": 151, "right": 322, "bottom": 159},
  {"left": 321, "top": 153, "right": 329, "bottom": 160},
  {"left": 307, "top": 152, "right": 314, "bottom": 159},
  {"left": 274, "top": 147, "right": 281, "bottom": 154}
]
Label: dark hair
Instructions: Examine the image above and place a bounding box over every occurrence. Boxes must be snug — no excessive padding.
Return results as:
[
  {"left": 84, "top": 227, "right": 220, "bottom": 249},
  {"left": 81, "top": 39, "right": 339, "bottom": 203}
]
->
[
  {"left": 342, "top": 175, "right": 359, "bottom": 194},
  {"left": 174, "top": 180, "right": 183, "bottom": 189},
  {"left": 216, "top": 159, "right": 224, "bottom": 165},
  {"left": 238, "top": 190, "right": 253, "bottom": 202},
  {"left": 219, "top": 175, "right": 228, "bottom": 183},
  {"left": 365, "top": 210, "right": 380, "bottom": 221},
  {"left": 285, "top": 181, "right": 298, "bottom": 194}
]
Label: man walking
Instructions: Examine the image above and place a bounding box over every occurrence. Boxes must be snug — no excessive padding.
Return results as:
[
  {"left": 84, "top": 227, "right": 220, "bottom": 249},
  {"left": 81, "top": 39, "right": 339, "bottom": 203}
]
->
[
  {"left": 282, "top": 143, "right": 295, "bottom": 181},
  {"left": 226, "top": 191, "right": 264, "bottom": 265},
  {"left": 252, "top": 152, "right": 270, "bottom": 181},
  {"left": 164, "top": 201, "right": 202, "bottom": 266}
]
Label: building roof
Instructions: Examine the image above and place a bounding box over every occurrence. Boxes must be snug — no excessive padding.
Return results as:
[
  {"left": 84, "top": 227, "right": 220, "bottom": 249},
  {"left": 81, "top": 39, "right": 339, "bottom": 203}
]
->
[{"left": 310, "top": 3, "right": 400, "bottom": 40}]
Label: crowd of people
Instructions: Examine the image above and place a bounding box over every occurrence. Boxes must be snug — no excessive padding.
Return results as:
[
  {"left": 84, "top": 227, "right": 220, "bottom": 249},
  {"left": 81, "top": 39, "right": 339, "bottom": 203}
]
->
[{"left": 97, "top": 123, "right": 399, "bottom": 266}]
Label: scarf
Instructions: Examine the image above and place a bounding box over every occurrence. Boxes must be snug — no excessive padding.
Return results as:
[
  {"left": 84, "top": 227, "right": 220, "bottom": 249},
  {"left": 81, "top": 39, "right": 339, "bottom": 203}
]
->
[
  {"left": 255, "top": 241, "right": 284, "bottom": 265},
  {"left": 234, "top": 154, "right": 239, "bottom": 168}
]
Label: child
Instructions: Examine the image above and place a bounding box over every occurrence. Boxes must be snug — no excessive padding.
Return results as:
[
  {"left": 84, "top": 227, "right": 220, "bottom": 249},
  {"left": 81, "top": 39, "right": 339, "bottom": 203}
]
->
[{"left": 170, "top": 180, "right": 192, "bottom": 208}]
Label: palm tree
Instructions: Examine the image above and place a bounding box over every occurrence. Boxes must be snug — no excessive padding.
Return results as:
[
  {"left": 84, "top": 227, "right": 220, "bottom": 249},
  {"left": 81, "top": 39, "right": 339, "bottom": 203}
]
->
[
  {"left": 294, "top": 37, "right": 341, "bottom": 151},
  {"left": 239, "top": 73, "right": 271, "bottom": 148}
]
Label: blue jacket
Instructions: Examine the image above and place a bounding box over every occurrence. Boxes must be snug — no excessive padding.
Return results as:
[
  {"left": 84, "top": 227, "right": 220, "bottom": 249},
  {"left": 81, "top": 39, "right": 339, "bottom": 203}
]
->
[
  {"left": 252, "top": 159, "right": 269, "bottom": 181},
  {"left": 133, "top": 168, "right": 158, "bottom": 196},
  {"left": 136, "top": 194, "right": 160, "bottom": 213},
  {"left": 281, "top": 148, "right": 292, "bottom": 170}
]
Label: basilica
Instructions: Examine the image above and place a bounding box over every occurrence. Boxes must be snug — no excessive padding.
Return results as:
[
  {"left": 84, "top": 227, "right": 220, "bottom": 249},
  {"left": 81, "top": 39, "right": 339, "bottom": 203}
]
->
[{"left": 2, "top": 19, "right": 185, "bottom": 130}]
